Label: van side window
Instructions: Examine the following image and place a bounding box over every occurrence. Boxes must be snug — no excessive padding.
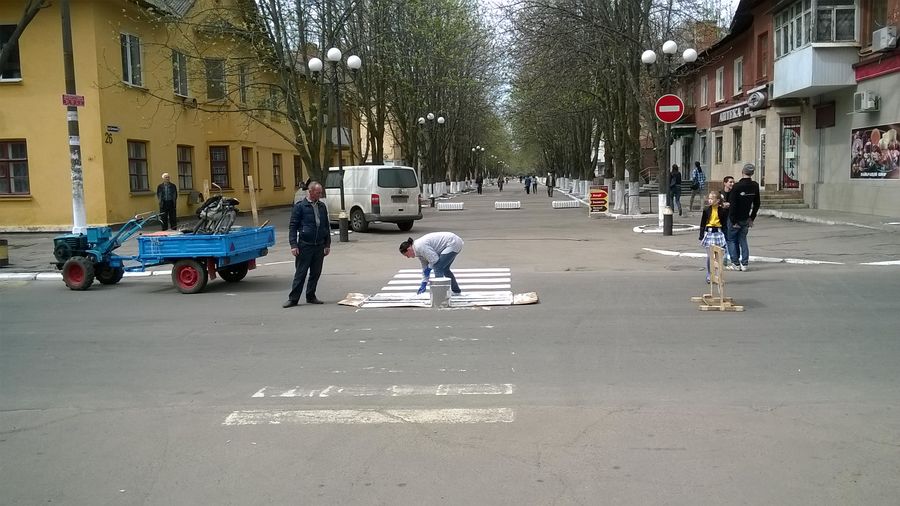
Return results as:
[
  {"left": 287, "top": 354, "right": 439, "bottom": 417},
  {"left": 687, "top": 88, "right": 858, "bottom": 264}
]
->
[
  {"left": 324, "top": 172, "right": 342, "bottom": 189},
  {"left": 378, "top": 169, "right": 418, "bottom": 188}
]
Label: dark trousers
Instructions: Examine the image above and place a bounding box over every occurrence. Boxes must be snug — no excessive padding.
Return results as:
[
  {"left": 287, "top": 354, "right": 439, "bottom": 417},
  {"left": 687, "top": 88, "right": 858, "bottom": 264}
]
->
[
  {"left": 547, "top": 185, "right": 554, "bottom": 197},
  {"left": 433, "top": 251, "right": 460, "bottom": 293},
  {"left": 477, "top": 183, "right": 483, "bottom": 194},
  {"left": 159, "top": 200, "right": 177, "bottom": 230},
  {"left": 288, "top": 243, "right": 326, "bottom": 302}
]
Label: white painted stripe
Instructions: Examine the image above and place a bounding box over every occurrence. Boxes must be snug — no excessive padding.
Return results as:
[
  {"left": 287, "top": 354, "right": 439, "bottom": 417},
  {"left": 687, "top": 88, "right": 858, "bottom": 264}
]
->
[
  {"left": 394, "top": 272, "right": 511, "bottom": 278},
  {"left": 641, "top": 248, "right": 846, "bottom": 265},
  {"left": 253, "top": 384, "right": 515, "bottom": 398},
  {"left": 223, "top": 408, "right": 515, "bottom": 425},
  {"left": 399, "top": 268, "right": 509, "bottom": 273},
  {"left": 34, "top": 273, "right": 63, "bottom": 280},
  {"left": 658, "top": 105, "right": 681, "bottom": 112},
  {"left": 262, "top": 260, "right": 293, "bottom": 266},
  {"left": 642, "top": 248, "right": 680, "bottom": 257},
  {"left": 860, "top": 260, "right": 900, "bottom": 265},
  {"left": 387, "top": 277, "right": 510, "bottom": 285},
  {"left": 0, "top": 273, "right": 38, "bottom": 280},
  {"left": 381, "top": 284, "right": 511, "bottom": 291},
  {"left": 784, "top": 258, "right": 844, "bottom": 265}
]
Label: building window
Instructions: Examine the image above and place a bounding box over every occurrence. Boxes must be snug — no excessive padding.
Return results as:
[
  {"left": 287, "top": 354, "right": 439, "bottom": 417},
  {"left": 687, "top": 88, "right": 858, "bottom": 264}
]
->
[
  {"left": 269, "top": 87, "right": 282, "bottom": 122},
  {"left": 733, "top": 57, "right": 744, "bottom": 96},
  {"left": 210, "top": 146, "right": 230, "bottom": 188},
  {"left": 700, "top": 75, "right": 708, "bottom": 107},
  {"left": 774, "top": 0, "right": 812, "bottom": 58},
  {"left": 0, "top": 25, "right": 22, "bottom": 80},
  {"left": 732, "top": 127, "right": 743, "bottom": 162},
  {"left": 715, "top": 67, "right": 724, "bottom": 102},
  {"left": 241, "top": 147, "right": 252, "bottom": 188},
  {"left": 172, "top": 50, "right": 188, "bottom": 97},
  {"left": 816, "top": 0, "right": 856, "bottom": 42},
  {"left": 863, "top": 0, "right": 888, "bottom": 45},
  {"left": 273, "top": 153, "right": 283, "bottom": 188},
  {"left": 757, "top": 33, "right": 769, "bottom": 81},
  {"left": 700, "top": 135, "right": 708, "bottom": 165},
  {"left": 127, "top": 140, "right": 149, "bottom": 192},
  {"left": 238, "top": 64, "right": 248, "bottom": 104},
  {"left": 0, "top": 140, "right": 29, "bottom": 194},
  {"left": 205, "top": 59, "right": 226, "bottom": 100},
  {"left": 714, "top": 133, "right": 724, "bottom": 164},
  {"left": 177, "top": 145, "right": 194, "bottom": 189},
  {"left": 120, "top": 33, "right": 143, "bottom": 86}
]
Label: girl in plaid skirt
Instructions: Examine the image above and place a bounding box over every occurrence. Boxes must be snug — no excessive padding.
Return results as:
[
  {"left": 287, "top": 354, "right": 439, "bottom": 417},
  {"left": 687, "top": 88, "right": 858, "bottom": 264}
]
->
[{"left": 699, "top": 191, "right": 727, "bottom": 283}]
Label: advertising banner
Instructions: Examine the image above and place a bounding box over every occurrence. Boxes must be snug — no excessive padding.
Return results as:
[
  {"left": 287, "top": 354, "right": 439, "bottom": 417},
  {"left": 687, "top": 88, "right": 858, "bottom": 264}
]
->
[{"left": 850, "top": 123, "right": 900, "bottom": 180}]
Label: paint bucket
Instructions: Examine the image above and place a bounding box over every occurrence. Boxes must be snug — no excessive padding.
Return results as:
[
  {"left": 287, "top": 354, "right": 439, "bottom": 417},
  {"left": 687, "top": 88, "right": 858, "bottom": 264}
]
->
[{"left": 0, "top": 239, "right": 8, "bottom": 267}]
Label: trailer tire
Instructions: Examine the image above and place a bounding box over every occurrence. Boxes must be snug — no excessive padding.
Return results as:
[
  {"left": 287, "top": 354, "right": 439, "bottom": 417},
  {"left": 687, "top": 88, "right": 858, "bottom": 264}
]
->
[
  {"left": 62, "top": 256, "right": 95, "bottom": 291},
  {"left": 95, "top": 264, "right": 125, "bottom": 285},
  {"left": 172, "top": 259, "right": 208, "bottom": 294},
  {"left": 219, "top": 262, "right": 249, "bottom": 282}
]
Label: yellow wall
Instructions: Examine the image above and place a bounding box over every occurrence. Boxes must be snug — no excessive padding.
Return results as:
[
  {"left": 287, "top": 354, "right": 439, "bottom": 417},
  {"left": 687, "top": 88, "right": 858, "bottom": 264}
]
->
[{"left": 0, "top": 0, "right": 303, "bottom": 230}]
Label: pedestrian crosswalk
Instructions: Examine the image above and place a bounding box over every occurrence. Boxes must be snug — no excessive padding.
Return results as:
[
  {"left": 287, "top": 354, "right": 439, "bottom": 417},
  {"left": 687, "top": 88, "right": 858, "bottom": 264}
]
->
[{"left": 365, "top": 267, "right": 514, "bottom": 307}]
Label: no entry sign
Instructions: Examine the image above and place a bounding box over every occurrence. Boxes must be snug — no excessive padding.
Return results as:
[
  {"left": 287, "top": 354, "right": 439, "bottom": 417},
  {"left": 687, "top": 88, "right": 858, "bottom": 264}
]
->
[{"left": 654, "top": 94, "right": 684, "bottom": 123}]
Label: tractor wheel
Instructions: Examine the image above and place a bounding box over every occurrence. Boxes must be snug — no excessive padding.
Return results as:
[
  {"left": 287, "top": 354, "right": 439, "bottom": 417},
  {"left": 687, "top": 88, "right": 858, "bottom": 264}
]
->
[
  {"left": 219, "top": 262, "right": 249, "bottom": 283},
  {"left": 350, "top": 208, "right": 368, "bottom": 233},
  {"left": 62, "top": 256, "right": 95, "bottom": 291},
  {"left": 95, "top": 264, "right": 125, "bottom": 285},
  {"left": 172, "top": 259, "right": 208, "bottom": 294},
  {"left": 397, "top": 221, "right": 414, "bottom": 232}
]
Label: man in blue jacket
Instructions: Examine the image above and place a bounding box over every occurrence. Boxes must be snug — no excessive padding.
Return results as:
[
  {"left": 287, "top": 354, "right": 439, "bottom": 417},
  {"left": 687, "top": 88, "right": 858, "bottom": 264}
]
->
[{"left": 283, "top": 181, "right": 331, "bottom": 307}]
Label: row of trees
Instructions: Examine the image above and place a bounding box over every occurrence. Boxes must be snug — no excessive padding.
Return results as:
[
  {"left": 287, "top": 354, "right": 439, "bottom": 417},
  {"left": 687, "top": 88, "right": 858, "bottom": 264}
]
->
[{"left": 504, "top": 0, "right": 731, "bottom": 212}]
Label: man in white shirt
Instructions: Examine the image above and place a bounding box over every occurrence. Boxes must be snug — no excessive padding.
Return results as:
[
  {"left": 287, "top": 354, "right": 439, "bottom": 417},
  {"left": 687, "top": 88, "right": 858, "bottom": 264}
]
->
[{"left": 399, "top": 232, "right": 464, "bottom": 295}]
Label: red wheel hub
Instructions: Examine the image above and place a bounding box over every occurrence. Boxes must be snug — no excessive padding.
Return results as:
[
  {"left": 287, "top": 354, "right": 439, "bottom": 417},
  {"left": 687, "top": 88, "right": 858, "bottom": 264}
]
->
[
  {"left": 177, "top": 266, "right": 198, "bottom": 287},
  {"left": 67, "top": 264, "right": 84, "bottom": 283}
]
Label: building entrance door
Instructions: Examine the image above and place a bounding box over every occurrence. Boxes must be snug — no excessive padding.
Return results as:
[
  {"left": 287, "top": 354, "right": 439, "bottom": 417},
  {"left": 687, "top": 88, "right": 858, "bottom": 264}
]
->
[{"left": 779, "top": 116, "right": 801, "bottom": 190}]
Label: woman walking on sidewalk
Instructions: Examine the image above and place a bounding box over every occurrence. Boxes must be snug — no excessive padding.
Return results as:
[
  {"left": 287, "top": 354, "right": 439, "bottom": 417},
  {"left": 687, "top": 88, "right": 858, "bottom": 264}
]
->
[{"left": 669, "top": 164, "right": 683, "bottom": 216}]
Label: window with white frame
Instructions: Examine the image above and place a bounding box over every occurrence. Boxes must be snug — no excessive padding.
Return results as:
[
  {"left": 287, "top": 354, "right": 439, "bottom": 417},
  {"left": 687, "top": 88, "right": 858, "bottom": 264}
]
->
[
  {"left": 733, "top": 57, "right": 744, "bottom": 96},
  {"left": 774, "top": 0, "right": 812, "bottom": 58},
  {"left": 700, "top": 75, "right": 708, "bottom": 107},
  {"left": 715, "top": 67, "right": 725, "bottom": 102},
  {"left": 0, "top": 140, "right": 29, "bottom": 194},
  {"left": 205, "top": 59, "right": 226, "bottom": 100},
  {"left": 177, "top": 145, "right": 193, "bottom": 190},
  {"left": 120, "top": 33, "right": 143, "bottom": 86},
  {"left": 127, "top": 140, "right": 149, "bottom": 192},
  {"left": 732, "top": 127, "right": 743, "bottom": 162},
  {"left": 0, "top": 25, "right": 22, "bottom": 80},
  {"left": 210, "top": 146, "right": 231, "bottom": 188},
  {"left": 172, "top": 50, "right": 188, "bottom": 97},
  {"left": 714, "top": 133, "right": 724, "bottom": 164},
  {"left": 815, "top": 0, "right": 856, "bottom": 42}
]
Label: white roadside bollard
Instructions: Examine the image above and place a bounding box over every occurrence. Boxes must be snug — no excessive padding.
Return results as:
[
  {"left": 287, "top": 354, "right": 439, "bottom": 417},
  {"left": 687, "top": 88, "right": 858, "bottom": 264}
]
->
[{"left": 430, "top": 277, "right": 451, "bottom": 308}]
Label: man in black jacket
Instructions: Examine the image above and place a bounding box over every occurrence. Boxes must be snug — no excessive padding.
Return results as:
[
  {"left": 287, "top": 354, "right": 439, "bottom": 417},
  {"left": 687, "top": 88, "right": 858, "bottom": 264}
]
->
[
  {"left": 156, "top": 173, "right": 178, "bottom": 230},
  {"left": 727, "top": 163, "right": 761, "bottom": 271},
  {"left": 284, "top": 181, "right": 331, "bottom": 307}
]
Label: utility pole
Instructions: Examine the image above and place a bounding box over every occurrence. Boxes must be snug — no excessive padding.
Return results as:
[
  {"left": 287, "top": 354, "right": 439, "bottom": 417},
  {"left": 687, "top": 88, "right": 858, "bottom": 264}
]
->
[{"left": 61, "top": 0, "right": 86, "bottom": 233}]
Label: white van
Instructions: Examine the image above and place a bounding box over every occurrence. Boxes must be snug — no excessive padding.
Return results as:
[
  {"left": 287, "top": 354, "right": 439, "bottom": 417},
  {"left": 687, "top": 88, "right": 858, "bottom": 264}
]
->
[{"left": 323, "top": 165, "right": 423, "bottom": 232}]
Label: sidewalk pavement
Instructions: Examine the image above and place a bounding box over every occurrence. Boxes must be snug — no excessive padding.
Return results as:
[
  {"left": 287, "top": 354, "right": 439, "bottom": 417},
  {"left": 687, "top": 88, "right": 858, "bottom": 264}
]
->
[{"left": 1, "top": 202, "right": 898, "bottom": 276}]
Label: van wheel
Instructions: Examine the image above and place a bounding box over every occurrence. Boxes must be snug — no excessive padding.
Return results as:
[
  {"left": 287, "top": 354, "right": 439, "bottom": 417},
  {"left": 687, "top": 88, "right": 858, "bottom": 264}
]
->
[
  {"left": 397, "top": 221, "right": 414, "bottom": 232},
  {"left": 350, "top": 209, "right": 369, "bottom": 232}
]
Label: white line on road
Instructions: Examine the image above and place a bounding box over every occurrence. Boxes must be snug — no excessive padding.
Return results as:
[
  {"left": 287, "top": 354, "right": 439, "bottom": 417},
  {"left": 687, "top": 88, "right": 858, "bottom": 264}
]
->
[
  {"left": 387, "top": 278, "right": 511, "bottom": 285},
  {"left": 381, "top": 284, "right": 511, "bottom": 291},
  {"left": 252, "top": 384, "right": 515, "bottom": 398},
  {"left": 223, "top": 408, "right": 515, "bottom": 425},
  {"left": 641, "top": 248, "right": 846, "bottom": 265},
  {"left": 399, "top": 268, "right": 509, "bottom": 273}
]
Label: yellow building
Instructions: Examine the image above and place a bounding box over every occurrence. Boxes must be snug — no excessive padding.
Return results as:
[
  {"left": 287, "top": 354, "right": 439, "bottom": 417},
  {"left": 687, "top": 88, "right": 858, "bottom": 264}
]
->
[{"left": 0, "top": 0, "right": 306, "bottom": 231}]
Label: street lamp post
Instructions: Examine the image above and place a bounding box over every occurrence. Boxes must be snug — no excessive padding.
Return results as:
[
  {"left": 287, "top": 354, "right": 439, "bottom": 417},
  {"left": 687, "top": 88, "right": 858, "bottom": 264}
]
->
[
  {"left": 308, "top": 48, "right": 361, "bottom": 243},
  {"left": 471, "top": 145, "right": 485, "bottom": 185},
  {"left": 641, "top": 40, "right": 697, "bottom": 236},
  {"left": 417, "top": 112, "right": 445, "bottom": 207}
]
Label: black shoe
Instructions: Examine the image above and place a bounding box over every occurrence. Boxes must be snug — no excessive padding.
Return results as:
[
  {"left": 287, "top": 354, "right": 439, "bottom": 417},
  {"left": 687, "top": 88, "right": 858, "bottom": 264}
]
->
[
  {"left": 282, "top": 300, "right": 298, "bottom": 308},
  {"left": 306, "top": 297, "right": 324, "bottom": 304}
]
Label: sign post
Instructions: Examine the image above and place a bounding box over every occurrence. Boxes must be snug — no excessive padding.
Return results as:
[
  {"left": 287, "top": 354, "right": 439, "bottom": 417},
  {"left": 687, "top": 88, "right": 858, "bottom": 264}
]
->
[{"left": 654, "top": 94, "right": 684, "bottom": 236}]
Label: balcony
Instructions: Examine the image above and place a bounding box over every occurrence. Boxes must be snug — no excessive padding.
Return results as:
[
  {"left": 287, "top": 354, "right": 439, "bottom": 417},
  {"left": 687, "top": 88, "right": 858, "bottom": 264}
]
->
[{"left": 772, "top": 44, "right": 858, "bottom": 99}]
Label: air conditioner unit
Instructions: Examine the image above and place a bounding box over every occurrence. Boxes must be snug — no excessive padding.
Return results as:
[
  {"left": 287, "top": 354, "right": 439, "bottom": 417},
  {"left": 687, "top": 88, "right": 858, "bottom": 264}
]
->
[
  {"left": 853, "top": 90, "right": 879, "bottom": 112},
  {"left": 872, "top": 26, "right": 898, "bottom": 52}
]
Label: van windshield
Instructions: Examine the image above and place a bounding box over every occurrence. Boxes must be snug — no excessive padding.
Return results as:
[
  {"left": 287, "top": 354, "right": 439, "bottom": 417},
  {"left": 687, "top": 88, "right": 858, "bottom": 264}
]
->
[{"left": 378, "top": 169, "right": 418, "bottom": 188}]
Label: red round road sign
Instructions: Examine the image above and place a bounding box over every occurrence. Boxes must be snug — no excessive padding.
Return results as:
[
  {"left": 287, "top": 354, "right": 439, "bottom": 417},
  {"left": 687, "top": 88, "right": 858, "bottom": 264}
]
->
[{"left": 654, "top": 94, "right": 685, "bottom": 124}]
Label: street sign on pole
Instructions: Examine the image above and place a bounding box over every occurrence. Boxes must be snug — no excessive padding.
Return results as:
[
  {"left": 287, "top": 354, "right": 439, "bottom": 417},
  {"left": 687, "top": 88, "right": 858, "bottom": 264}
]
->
[
  {"left": 62, "top": 94, "right": 85, "bottom": 107},
  {"left": 654, "top": 94, "right": 684, "bottom": 124}
]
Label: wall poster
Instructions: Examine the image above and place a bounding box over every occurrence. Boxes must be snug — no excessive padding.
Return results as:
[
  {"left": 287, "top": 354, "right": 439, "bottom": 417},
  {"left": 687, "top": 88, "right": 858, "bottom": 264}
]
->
[{"left": 850, "top": 123, "right": 900, "bottom": 180}]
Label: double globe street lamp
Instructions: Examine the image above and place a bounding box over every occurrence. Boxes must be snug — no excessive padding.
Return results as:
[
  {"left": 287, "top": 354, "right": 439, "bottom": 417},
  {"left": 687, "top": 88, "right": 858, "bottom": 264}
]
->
[
  {"left": 471, "top": 145, "right": 485, "bottom": 183},
  {"left": 641, "top": 40, "right": 697, "bottom": 236},
  {"left": 308, "top": 48, "right": 361, "bottom": 242},
  {"left": 417, "top": 112, "right": 445, "bottom": 206}
]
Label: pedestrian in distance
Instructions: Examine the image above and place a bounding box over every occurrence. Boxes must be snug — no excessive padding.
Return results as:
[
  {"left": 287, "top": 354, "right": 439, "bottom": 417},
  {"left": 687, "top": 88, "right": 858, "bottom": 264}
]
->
[
  {"left": 699, "top": 191, "right": 728, "bottom": 284},
  {"left": 156, "top": 172, "right": 178, "bottom": 231},
  {"left": 546, "top": 172, "right": 556, "bottom": 197},
  {"left": 283, "top": 181, "right": 331, "bottom": 308},
  {"left": 524, "top": 175, "right": 531, "bottom": 194},
  {"left": 669, "top": 164, "right": 683, "bottom": 216},
  {"left": 689, "top": 161, "right": 707, "bottom": 212},
  {"left": 399, "top": 232, "right": 464, "bottom": 296},
  {"left": 727, "top": 163, "right": 761, "bottom": 271},
  {"left": 476, "top": 174, "right": 484, "bottom": 194},
  {"left": 531, "top": 175, "right": 538, "bottom": 194},
  {"left": 497, "top": 176, "right": 504, "bottom": 192},
  {"left": 720, "top": 176, "right": 736, "bottom": 268}
]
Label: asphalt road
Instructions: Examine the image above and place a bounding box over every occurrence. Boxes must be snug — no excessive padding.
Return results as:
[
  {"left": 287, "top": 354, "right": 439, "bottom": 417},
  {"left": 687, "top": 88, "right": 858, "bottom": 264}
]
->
[{"left": 2, "top": 185, "right": 900, "bottom": 505}]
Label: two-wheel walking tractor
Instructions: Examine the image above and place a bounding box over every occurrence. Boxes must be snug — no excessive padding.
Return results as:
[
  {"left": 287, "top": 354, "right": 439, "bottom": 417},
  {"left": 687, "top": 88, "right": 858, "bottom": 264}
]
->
[{"left": 53, "top": 213, "right": 276, "bottom": 293}]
